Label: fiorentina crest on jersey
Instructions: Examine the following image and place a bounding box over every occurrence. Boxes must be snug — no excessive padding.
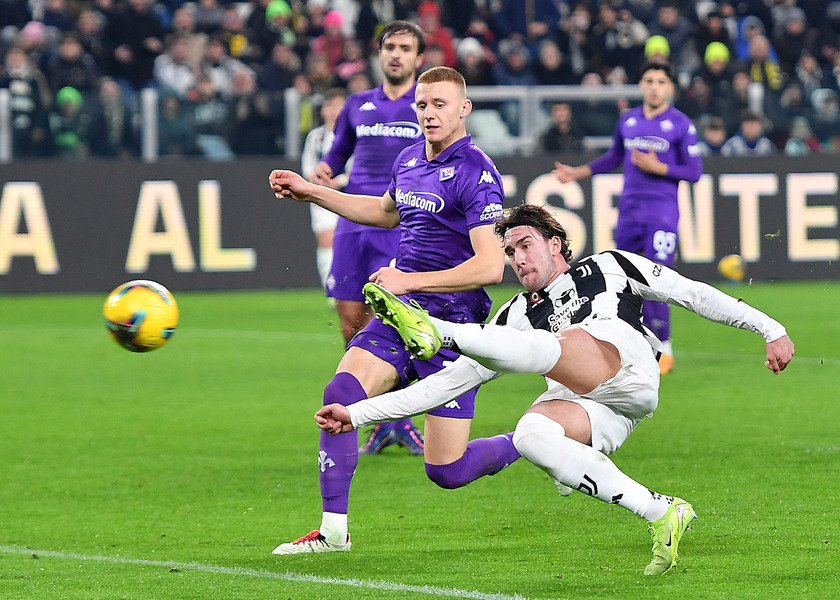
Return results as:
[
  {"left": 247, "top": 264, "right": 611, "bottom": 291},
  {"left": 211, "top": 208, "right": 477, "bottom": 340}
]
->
[{"left": 439, "top": 166, "right": 455, "bottom": 181}]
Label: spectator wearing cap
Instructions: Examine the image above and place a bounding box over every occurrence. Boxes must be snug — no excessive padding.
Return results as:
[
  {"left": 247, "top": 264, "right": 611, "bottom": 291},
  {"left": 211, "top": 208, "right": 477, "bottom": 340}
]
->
[
  {"left": 721, "top": 110, "right": 776, "bottom": 156},
  {"left": 695, "top": 8, "right": 734, "bottom": 60},
  {"left": 311, "top": 11, "right": 350, "bottom": 73},
  {"left": 643, "top": 35, "right": 670, "bottom": 63},
  {"left": 696, "top": 41, "right": 735, "bottom": 99},
  {"left": 254, "top": 0, "right": 296, "bottom": 57},
  {"left": 455, "top": 36, "right": 493, "bottom": 86},
  {"left": 734, "top": 15, "right": 777, "bottom": 62},
  {"left": 48, "top": 86, "right": 90, "bottom": 159},
  {"left": 773, "top": 7, "right": 815, "bottom": 74},
  {"left": 416, "top": 1, "right": 457, "bottom": 68}
]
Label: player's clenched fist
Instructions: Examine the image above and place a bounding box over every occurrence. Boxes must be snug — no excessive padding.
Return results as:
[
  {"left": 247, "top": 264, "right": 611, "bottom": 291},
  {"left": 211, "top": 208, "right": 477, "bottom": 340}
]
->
[
  {"left": 268, "top": 170, "right": 312, "bottom": 202},
  {"left": 315, "top": 404, "right": 355, "bottom": 435}
]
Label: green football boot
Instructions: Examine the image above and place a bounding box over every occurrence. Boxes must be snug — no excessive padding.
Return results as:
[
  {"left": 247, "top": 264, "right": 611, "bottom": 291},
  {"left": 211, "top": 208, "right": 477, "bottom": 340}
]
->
[
  {"left": 644, "top": 497, "right": 697, "bottom": 576},
  {"left": 362, "top": 283, "right": 442, "bottom": 360}
]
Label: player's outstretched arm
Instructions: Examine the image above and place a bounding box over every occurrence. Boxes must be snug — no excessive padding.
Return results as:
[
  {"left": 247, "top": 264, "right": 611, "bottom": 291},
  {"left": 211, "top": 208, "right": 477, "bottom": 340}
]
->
[
  {"left": 316, "top": 404, "right": 354, "bottom": 435},
  {"left": 553, "top": 162, "right": 592, "bottom": 183},
  {"left": 765, "top": 334, "right": 795, "bottom": 374}
]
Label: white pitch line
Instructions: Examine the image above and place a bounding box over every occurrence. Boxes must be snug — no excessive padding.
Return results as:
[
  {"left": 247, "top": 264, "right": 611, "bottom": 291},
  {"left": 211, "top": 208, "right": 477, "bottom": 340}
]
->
[{"left": 0, "top": 545, "right": 541, "bottom": 600}]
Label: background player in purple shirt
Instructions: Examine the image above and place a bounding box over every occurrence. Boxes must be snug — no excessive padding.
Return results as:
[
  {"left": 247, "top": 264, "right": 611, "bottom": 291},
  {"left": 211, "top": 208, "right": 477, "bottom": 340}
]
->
[
  {"left": 554, "top": 60, "right": 703, "bottom": 374},
  {"left": 313, "top": 20, "right": 427, "bottom": 454},
  {"left": 268, "top": 67, "right": 518, "bottom": 555}
]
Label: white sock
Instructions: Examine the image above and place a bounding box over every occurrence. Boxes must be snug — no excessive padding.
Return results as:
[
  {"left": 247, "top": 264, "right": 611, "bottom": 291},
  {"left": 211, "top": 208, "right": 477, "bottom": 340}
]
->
[
  {"left": 319, "top": 512, "right": 347, "bottom": 544},
  {"left": 431, "top": 320, "right": 561, "bottom": 375},
  {"left": 661, "top": 339, "right": 673, "bottom": 357},
  {"left": 513, "top": 412, "right": 660, "bottom": 519},
  {"left": 316, "top": 247, "right": 333, "bottom": 288}
]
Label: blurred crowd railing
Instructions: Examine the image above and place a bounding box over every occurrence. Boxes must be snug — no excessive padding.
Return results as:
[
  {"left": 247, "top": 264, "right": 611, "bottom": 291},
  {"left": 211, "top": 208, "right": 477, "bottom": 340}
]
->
[{"left": 0, "top": 84, "right": 644, "bottom": 163}]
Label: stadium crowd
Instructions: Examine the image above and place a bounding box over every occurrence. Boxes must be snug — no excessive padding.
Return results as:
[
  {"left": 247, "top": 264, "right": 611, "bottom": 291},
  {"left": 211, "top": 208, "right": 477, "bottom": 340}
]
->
[{"left": 2, "top": 0, "right": 840, "bottom": 159}]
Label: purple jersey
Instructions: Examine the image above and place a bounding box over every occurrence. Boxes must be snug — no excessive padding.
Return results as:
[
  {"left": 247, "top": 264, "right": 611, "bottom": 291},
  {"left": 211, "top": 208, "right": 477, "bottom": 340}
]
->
[
  {"left": 589, "top": 105, "right": 702, "bottom": 218},
  {"left": 322, "top": 83, "right": 422, "bottom": 236},
  {"left": 387, "top": 135, "right": 504, "bottom": 324}
]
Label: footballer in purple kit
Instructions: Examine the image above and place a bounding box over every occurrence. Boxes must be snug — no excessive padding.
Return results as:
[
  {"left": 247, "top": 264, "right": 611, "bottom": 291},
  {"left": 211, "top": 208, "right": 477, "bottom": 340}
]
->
[
  {"left": 268, "top": 66, "right": 517, "bottom": 555},
  {"left": 313, "top": 20, "right": 427, "bottom": 454},
  {"left": 554, "top": 60, "right": 703, "bottom": 374}
]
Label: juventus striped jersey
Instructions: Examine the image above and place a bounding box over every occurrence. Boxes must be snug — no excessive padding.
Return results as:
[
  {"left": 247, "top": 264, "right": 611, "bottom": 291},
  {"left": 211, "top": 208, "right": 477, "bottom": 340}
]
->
[{"left": 346, "top": 250, "right": 787, "bottom": 428}]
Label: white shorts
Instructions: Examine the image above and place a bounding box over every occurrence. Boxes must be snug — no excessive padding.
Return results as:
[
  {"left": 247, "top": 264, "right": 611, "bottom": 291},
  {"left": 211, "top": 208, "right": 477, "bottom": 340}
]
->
[
  {"left": 310, "top": 204, "right": 339, "bottom": 235},
  {"left": 531, "top": 318, "right": 660, "bottom": 455}
]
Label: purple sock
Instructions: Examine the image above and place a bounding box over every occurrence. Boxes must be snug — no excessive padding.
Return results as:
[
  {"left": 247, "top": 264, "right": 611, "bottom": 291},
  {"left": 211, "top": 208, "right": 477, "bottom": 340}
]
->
[
  {"left": 425, "top": 432, "right": 521, "bottom": 489},
  {"left": 319, "top": 372, "right": 366, "bottom": 514}
]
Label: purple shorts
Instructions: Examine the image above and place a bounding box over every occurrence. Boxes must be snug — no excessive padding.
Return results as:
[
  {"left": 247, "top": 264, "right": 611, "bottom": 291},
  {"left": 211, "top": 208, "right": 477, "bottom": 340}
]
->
[
  {"left": 327, "top": 228, "right": 400, "bottom": 301},
  {"left": 348, "top": 318, "right": 477, "bottom": 419},
  {"left": 614, "top": 216, "right": 678, "bottom": 267}
]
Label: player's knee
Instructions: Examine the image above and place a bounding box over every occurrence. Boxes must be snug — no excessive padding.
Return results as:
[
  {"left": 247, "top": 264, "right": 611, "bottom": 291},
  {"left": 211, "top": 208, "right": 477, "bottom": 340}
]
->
[
  {"left": 323, "top": 372, "right": 367, "bottom": 407},
  {"left": 425, "top": 459, "right": 470, "bottom": 489},
  {"left": 512, "top": 412, "right": 565, "bottom": 460}
]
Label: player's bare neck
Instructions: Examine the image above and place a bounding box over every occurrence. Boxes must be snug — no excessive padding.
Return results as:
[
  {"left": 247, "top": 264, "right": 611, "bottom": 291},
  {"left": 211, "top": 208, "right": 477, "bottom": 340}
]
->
[
  {"left": 643, "top": 102, "right": 670, "bottom": 119},
  {"left": 425, "top": 133, "right": 466, "bottom": 161},
  {"left": 383, "top": 77, "right": 416, "bottom": 100}
]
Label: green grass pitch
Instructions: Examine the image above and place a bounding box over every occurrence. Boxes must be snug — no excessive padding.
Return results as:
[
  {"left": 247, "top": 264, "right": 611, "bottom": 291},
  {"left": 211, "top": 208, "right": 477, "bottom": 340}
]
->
[{"left": 0, "top": 281, "right": 837, "bottom": 600}]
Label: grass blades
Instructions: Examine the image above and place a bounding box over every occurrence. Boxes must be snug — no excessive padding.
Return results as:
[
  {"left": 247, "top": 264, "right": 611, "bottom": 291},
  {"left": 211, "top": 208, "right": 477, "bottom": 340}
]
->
[{"left": 0, "top": 283, "right": 837, "bottom": 599}]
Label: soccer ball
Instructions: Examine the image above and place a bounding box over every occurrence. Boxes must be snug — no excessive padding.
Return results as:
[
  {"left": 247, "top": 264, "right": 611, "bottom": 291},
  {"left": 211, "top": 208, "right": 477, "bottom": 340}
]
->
[
  {"left": 103, "top": 280, "right": 179, "bottom": 352},
  {"left": 717, "top": 254, "right": 746, "bottom": 282}
]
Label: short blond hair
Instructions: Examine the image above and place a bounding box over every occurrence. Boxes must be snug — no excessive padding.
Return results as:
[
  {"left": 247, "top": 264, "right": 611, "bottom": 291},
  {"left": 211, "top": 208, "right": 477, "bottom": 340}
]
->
[{"left": 417, "top": 66, "right": 466, "bottom": 96}]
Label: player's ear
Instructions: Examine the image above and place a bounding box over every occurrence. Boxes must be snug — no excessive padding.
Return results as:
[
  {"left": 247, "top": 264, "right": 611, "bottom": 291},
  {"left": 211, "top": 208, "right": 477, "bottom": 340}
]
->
[
  {"left": 461, "top": 98, "right": 472, "bottom": 118},
  {"left": 414, "top": 54, "right": 424, "bottom": 70}
]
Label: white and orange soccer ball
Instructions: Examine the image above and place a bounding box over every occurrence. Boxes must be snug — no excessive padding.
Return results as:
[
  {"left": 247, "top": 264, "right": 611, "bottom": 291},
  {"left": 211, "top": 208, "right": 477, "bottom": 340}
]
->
[
  {"left": 103, "top": 280, "right": 179, "bottom": 352},
  {"left": 717, "top": 254, "right": 746, "bottom": 282}
]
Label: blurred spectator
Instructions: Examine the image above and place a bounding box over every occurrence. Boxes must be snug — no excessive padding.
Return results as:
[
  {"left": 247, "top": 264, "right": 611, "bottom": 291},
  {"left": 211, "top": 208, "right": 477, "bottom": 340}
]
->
[
  {"left": 255, "top": 0, "right": 296, "bottom": 56},
  {"left": 200, "top": 35, "right": 255, "bottom": 99},
  {"left": 155, "top": 34, "right": 199, "bottom": 98},
  {"left": 187, "top": 74, "right": 235, "bottom": 159},
  {"left": 48, "top": 85, "right": 91, "bottom": 159},
  {"left": 455, "top": 36, "right": 493, "bottom": 86},
  {"left": 696, "top": 41, "right": 735, "bottom": 97},
  {"left": 15, "top": 21, "right": 53, "bottom": 70},
  {"left": 721, "top": 110, "right": 776, "bottom": 156},
  {"left": 538, "top": 102, "right": 583, "bottom": 153},
  {"left": 419, "top": 43, "right": 447, "bottom": 73},
  {"left": 416, "top": 1, "right": 457, "bottom": 68},
  {"left": 335, "top": 39, "right": 371, "bottom": 87},
  {"left": 573, "top": 71, "right": 621, "bottom": 136},
  {"left": 646, "top": 1, "right": 698, "bottom": 77},
  {"left": 494, "top": 0, "right": 561, "bottom": 48},
  {"left": 354, "top": 0, "right": 411, "bottom": 48},
  {"left": 296, "top": 0, "right": 328, "bottom": 42},
  {"left": 0, "top": 45, "right": 50, "bottom": 157},
  {"left": 292, "top": 71, "right": 316, "bottom": 144},
  {"left": 560, "top": 2, "right": 593, "bottom": 80},
  {"left": 158, "top": 93, "right": 197, "bottom": 156},
  {"left": 441, "top": 0, "right": 476, "bottom": 37},
  {"left": 75, "top": 8, "right": 110, "bottom": 71},
  {"left": 304, "top": 51, "right": 337, "bottom": 95},
  {"left": 746, "top": 34, "right": 783, "bottom": 92},
  {"left": 809, "top": 87, "right": 840, "bottom": 145},
  {"left": 818, "top": 2, "right": 840, "bottom": 66},
  {"left": 312, "top": 10, "right": 350, "bottom": 73},
  {"left": 783, "top": 116, "right": 821, "bottom": 156},
  {"left": 88, "top": 77, "right": 138, "bottom": 157},
  {"left": 695, "top": 8, "right": 734, "bottom": 58},
  {"left": 586, "top": 2, "right": 647, "bottom": 82},
  {"left": 492, "top": 39, "right": 537, "bottom": 86},
  {"left": 229, "top": 90, "right": 282, "bottom": 155},
  {"left": 797, "top": 50, "right": 828, "bottom": 97},
  {"left": 43, "top": 32, "right": 101, "bottom": 94},
  {"left": 676, "top": 75, "right": 726, "bottom": 121},
  {"left": 773, "top": 7, "right": 815, "bottom": 75},
  {"left": 533, "top": 39, "right": 576, "bottom": 85},
  {"left": 193, "top": 0, "right": 225, "bottom": 36},
  {"left": 345, "top": 70, "right": 372, "bottom": 94},
  {"left": 42, "top": 0, "right": 75, "bottom": 33},
  {"left": 777, "top": 81, "right": 812, "bottom": 132},
  {"left": 463, "top": 14, "right": 496, "bottom": 54},
  {"left": 696, "top": 115, "right": 728, "bottom": 155},
  {"left": 257, "top": 41, "right": 301, "bottom": 92},
  {"left": 170, "top": 6, "right": 208, "bottom": 67},
  {"left": 104, "top": 0, "right": 166, "bottom": 106},
  {"left": 220, "top": 7, "right": 261, "bottom": 67},
  {"left": 734, "top": 14, "right": 776, "bottom": 62}
]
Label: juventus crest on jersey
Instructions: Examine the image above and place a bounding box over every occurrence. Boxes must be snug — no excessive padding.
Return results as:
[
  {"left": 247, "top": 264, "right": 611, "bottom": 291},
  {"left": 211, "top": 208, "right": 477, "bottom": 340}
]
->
[{"left": 491, "top": 250, "right": 667, "bottom": 352}]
